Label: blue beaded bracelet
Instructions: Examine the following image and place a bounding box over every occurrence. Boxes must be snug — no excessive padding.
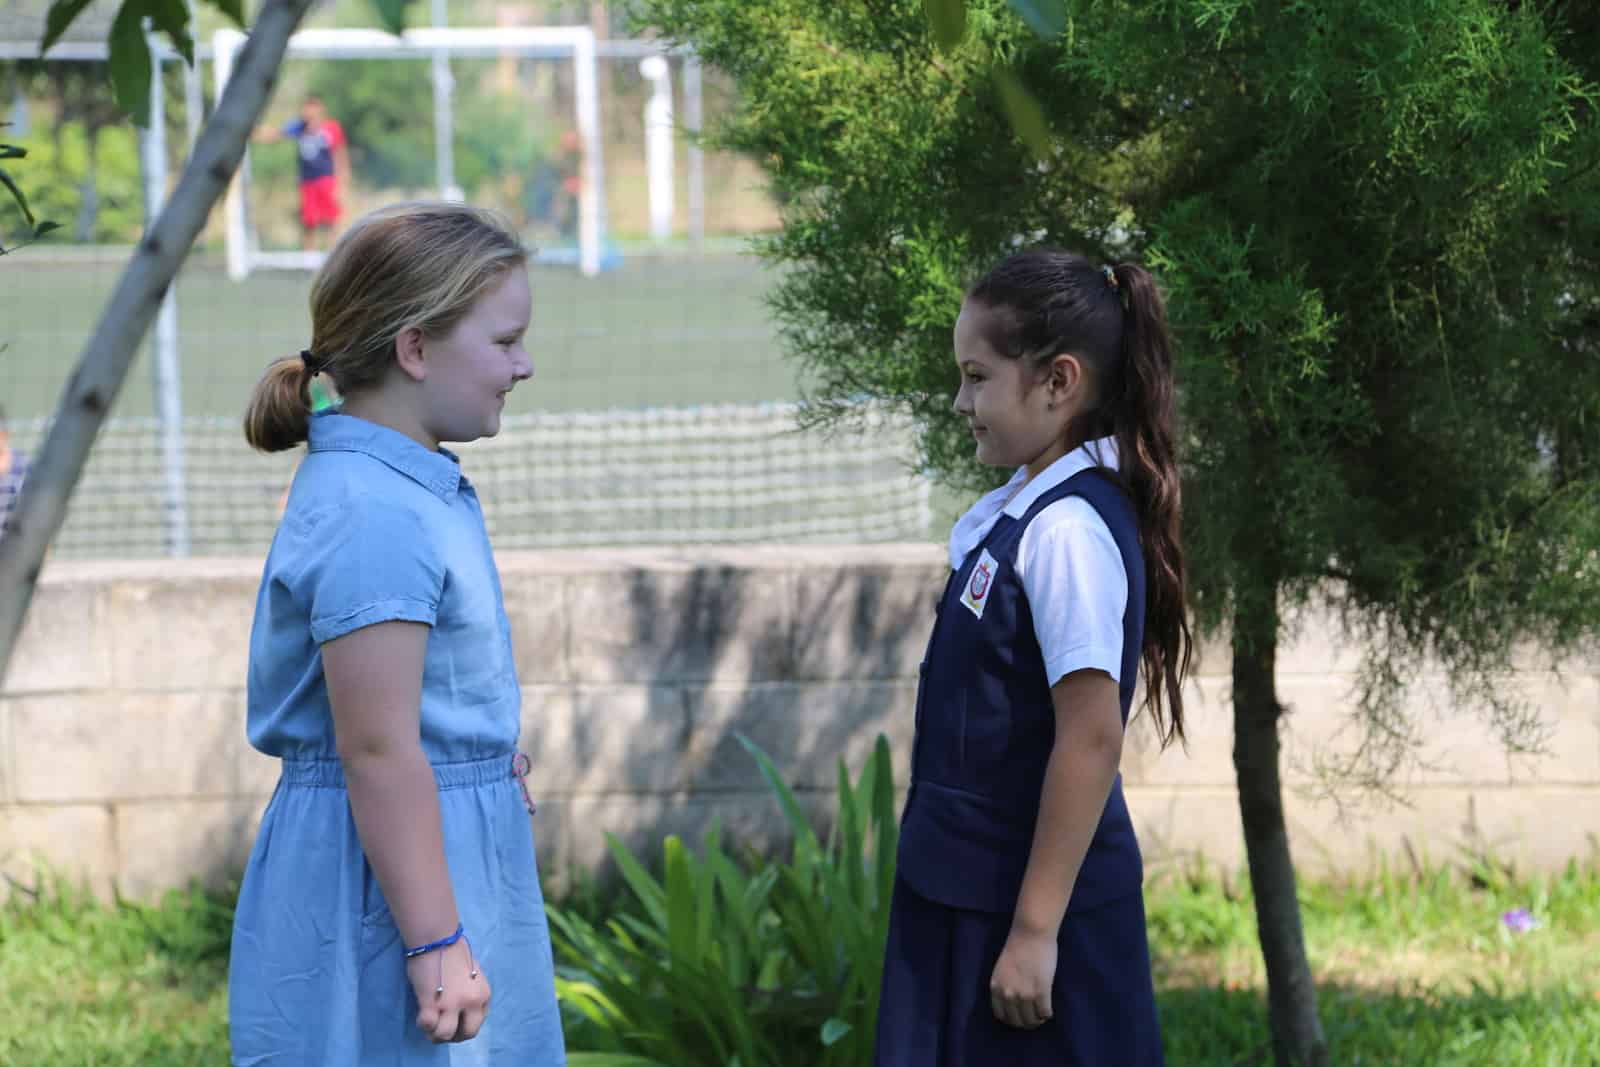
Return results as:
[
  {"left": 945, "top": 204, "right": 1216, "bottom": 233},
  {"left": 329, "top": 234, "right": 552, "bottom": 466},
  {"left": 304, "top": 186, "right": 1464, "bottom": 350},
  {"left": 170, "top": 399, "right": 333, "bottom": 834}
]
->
[{"left": 404, "top": 923, "right": 465, "bottom": 960}]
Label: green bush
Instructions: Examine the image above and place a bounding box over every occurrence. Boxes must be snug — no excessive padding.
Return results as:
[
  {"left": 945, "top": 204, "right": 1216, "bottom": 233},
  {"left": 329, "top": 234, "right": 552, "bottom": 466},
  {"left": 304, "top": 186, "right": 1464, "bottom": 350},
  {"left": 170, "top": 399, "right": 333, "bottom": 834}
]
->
[
  {"left": 12, "top": 120, "right": 142, "bottom": 243},
  {"left": 454, "top": 90, "right": 554, "bottom": 215},
  {"left": 549, "top": 734, "right": 898, "bottom": 1067}
]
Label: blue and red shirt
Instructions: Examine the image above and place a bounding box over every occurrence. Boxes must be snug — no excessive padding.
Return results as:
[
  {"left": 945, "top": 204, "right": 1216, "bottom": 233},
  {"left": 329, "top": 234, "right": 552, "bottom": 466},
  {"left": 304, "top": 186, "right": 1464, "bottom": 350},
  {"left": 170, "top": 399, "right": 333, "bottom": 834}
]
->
[{"left": 283, "top": 118, "right": 345, "bottom": 183}]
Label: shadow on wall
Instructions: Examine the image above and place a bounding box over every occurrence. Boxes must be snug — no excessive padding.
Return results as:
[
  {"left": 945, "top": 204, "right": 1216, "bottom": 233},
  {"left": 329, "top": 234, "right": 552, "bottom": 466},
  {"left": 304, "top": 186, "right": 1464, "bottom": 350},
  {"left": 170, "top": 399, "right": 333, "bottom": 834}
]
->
[{"left": 521, "top": 555, "right": 936, "bottom": 896}]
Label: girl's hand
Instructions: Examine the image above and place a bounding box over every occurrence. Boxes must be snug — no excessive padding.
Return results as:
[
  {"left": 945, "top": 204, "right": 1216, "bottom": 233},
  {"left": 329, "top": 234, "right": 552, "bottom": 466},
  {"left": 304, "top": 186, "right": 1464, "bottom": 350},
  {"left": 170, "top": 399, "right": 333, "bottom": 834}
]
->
[
  {"left": 407, "top": 939, "right": 491, "bottom": 1043},
  {"left": 989, "top": 927, "right": 1056, "bottom": 1030}
]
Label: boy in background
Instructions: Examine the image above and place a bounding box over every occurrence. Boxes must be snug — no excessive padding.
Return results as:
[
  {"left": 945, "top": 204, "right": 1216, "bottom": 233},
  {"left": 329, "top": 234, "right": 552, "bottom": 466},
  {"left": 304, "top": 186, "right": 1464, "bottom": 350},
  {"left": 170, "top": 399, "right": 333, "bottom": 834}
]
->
[{"left": 254, "top": 95, "right": 351, "bottom": 251}]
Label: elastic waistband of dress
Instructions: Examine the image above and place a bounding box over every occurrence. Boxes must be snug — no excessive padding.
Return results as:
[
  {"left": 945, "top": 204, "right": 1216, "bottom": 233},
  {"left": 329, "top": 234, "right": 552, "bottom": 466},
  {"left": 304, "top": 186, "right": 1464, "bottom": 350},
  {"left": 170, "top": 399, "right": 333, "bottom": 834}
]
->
[{"left": 280, "top": 751, "right": 519, "bottom": 791}]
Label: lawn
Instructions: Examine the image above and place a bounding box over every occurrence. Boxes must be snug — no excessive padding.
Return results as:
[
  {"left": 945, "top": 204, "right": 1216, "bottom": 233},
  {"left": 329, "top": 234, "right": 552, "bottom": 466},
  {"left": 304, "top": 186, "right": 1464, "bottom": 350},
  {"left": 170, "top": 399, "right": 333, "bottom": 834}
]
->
[
  {"left": 2, "top": 857, "right": 1595, "bottom": 1066},
  {"left": 1, "top": 248, "right": 796, "bottom": 420},
  {"left": 4, "top": 248, "right": 959, "bottom": 557}
]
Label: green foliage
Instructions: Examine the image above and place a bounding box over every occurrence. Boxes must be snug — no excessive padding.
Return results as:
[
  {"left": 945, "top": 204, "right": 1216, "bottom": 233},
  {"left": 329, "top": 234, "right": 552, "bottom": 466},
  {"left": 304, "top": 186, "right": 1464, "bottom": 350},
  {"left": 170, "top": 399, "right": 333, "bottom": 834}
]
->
[
  {"left": 36, "top": 0, "right": 407, "bottom": 128},
  {"left": 0, "top": 131, "right": 62, "bottom": 253},
  {"left": 453, "top": 91, "right": 556, "bottom": 211},
  {"left": 1147, "top": 852, "right": 1600, "bottom": 1064},
  {"left": 640, "top": 0, "right": 1600, "bottom": 765},
  {"left": 638, "top": 0, "right": 1134, "bottom": 495},
  {"left": 1, "top": 838, "right": 1598, "bottom": 1064},
  {"left": 925, "top": 0, "right": 967, "bottom": 51},
  {"left": 0, "top": 875, "right": 233, "bottom": 1066},
  {"left": 5, "top": 121, "right": 144, "bottom": 244},
  {"left": 548, "top": 734, "right": 899, "bottom": 1067}
]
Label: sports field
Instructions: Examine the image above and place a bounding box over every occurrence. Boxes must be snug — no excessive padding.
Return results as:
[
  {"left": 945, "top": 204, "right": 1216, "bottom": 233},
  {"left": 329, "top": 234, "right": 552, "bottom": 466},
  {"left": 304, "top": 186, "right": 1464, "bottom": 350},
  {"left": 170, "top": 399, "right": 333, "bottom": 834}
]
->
[
  {"left": 2, "top": 248, "right": 798, "bottom": 420},
  {"left": 2, "top": 248, "right": 947, "bottom": 557}
]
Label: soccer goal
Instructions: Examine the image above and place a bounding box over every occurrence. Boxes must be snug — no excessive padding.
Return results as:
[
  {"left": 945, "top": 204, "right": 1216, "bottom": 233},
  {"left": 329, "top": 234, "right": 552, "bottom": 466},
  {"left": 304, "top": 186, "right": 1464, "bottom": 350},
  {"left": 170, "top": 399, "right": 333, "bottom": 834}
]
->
[{"left": 213, "top": 25, "right": 608, "bottom": 280}]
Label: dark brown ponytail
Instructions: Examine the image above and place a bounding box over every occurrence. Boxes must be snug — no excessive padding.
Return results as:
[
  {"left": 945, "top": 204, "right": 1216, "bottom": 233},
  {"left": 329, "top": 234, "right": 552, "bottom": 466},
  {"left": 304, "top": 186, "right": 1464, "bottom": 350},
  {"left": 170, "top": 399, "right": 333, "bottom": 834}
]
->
[
  {"left": 1109, "top": 262, "right": 1191, "bottom": 747},
  {"left": 243, "top": 356, "right": 315, "bottom": 453},
  {"left": 969, "top": 250, "right": 1192, "bottom": 747}
]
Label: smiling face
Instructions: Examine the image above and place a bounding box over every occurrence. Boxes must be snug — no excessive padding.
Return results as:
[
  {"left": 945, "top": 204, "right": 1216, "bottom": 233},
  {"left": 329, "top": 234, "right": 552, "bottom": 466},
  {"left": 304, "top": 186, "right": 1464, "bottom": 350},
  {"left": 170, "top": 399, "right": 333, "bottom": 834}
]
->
[
  {"left": 952, "top": 299, "right": 1088, "bottom": 478},
  {"left": 416, "top": 264, "right": 533, "bottom": 445}
]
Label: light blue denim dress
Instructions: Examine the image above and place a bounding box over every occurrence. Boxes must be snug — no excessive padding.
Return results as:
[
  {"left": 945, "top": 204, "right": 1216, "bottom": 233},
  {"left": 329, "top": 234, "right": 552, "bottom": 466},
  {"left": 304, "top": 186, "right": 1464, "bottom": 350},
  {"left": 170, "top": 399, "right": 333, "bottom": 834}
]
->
[{"left": 229, "top": 413, "right": 566, "bottom": 1066}]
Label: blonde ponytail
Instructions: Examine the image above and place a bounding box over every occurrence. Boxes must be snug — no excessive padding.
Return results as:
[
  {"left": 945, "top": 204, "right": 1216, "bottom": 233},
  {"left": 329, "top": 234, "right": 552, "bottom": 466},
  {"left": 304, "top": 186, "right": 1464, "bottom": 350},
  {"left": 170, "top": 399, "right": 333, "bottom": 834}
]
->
[{"left": 244, "top": 356, "right": 315, "bottom": 453}]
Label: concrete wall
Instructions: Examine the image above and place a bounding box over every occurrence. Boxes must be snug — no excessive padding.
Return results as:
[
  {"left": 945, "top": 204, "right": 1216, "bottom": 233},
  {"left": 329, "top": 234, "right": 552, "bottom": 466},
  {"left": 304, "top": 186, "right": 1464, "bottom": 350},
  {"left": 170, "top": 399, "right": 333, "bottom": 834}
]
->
[{"left": 2, "top": 548, "right": 1596, "bottom": 901}]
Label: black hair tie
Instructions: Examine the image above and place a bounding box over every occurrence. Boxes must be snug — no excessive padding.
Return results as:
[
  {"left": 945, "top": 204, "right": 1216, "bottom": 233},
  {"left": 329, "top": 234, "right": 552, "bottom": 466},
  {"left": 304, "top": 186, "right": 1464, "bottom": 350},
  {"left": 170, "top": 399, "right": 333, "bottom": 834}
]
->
[{"left": 300, "top": 349, "right": 321, "bottom": 375}]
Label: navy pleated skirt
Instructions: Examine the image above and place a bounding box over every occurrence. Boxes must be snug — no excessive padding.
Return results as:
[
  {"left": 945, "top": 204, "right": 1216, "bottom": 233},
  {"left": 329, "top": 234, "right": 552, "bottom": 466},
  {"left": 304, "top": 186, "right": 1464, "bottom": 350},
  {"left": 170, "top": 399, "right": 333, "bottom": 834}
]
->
[{"left": 875, "top": 876, "right": 1165, "bottom": 1067}]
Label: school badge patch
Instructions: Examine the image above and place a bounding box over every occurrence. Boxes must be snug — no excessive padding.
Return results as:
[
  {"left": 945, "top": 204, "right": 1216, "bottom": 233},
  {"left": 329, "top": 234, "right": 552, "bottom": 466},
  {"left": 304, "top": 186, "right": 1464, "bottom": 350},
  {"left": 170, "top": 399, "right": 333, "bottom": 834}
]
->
[{"left": 960, "top": 548, "right": 999, "bottom": 619}]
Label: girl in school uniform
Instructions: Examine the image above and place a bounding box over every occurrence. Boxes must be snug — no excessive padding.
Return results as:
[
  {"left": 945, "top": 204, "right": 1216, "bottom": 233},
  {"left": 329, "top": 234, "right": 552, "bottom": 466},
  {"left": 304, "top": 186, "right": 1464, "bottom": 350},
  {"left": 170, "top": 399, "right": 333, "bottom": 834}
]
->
[
  {"left": 230, "top": 202, "right": 566, "bottom": 1065},
  {"left": 876, "top": 250, "right": 1191, "bottom": 1067}
]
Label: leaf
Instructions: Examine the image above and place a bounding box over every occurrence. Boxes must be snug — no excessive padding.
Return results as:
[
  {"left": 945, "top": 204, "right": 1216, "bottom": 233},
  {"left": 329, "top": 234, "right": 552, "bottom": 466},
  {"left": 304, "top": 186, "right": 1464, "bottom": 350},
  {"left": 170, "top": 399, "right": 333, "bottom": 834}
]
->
[
  {"left": 604, "top": 833, "right": 669, "bottom": 932},
  {"left": 0, "top": 144, "right": 25, "bottom": 160},
  {"left": 662, "top": 836, "right": 698, "bottom": 966},
  {"left": 1008, "top": 0, "right": 1066, "bottom": 39},
  {"left": 821, "top": 1017, "right": 853, "bottom": 1046},
  {"left": 146, "top": 0, "right": 196, "bottom": 66},
  {"left": 205, "top": 0, "right": 246, "bottom": 27},
  {"left": 737, "top": 733, "right": 821, "bottom": 855},
  {"left": 924, "top": 0, "right": 966, "bottom": 53},
  {"left": 109, "top": 0, "right": 154, "bottom": 127},
  {"left": 992, "top": 64, "right": 1052, "bottom": 158},
  {"left": 694, "top": 827, "right": 717, "bottom": 962},
  {"left": 0, "top": 166, "right": 36, "bottom": 226},
  {"left": 371, "top": 0, "right": 410, "bottom": 36},
  {"left": 836, "top": 757, "right": 865, "bottom": 904},
  {"left": 869, "top": 735, "right": 899, "bottom": 914},
  {"left": 35, "top": 221, "right": 62, "bottom": 238},
  {"left": 41, "top": 0, "right": 96, "bottom": 56}
]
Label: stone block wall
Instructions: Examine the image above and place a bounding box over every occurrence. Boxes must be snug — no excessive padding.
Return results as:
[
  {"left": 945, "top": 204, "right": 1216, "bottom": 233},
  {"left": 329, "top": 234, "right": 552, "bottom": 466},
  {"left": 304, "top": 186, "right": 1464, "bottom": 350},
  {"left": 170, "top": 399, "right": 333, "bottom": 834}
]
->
[{"left": 2, "top": 548, "right": 1596, "bottom": 900}]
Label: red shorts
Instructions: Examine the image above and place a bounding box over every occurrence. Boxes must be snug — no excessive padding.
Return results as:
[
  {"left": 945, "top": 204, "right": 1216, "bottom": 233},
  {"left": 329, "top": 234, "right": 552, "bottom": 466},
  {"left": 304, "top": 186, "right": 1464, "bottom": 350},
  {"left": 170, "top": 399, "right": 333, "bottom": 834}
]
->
[{"left": 299, "top": 175, "right": 341, "bottom": 230}]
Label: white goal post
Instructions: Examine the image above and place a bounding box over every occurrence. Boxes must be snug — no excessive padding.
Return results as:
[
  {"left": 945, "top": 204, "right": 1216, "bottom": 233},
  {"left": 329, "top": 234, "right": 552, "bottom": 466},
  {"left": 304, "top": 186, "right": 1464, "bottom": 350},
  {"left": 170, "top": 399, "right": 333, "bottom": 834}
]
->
[{"left": 212, "top": 25, "right": 607, "bottom": 279}]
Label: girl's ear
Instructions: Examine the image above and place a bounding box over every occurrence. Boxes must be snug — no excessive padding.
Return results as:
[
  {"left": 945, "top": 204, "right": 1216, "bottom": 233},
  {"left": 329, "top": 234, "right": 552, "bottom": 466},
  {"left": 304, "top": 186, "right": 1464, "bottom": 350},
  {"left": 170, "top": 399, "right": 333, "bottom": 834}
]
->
[
  {"left": 1046, "top": 352, "right": 1084, "bottom": 404},
  {"left": 395, "top": 327, "right": 427, "bottom": 383}
]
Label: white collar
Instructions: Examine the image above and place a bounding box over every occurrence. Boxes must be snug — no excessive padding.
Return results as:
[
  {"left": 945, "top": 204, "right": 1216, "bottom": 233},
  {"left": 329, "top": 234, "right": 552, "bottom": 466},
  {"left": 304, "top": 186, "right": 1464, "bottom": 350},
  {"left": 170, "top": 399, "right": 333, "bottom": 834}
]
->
[
  {"left": 948, "top": 437, "right": 1120, "bottom": 569},
  {"left": 1002, "top": 436, "right": 1120, "bottom": 519}
]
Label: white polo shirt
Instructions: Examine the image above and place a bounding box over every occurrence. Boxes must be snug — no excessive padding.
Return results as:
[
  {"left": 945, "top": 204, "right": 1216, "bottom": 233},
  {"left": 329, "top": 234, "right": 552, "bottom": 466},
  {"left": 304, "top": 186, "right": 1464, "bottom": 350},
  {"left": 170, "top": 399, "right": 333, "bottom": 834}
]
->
[{"left": 947, "top": 436, "right": 1128, "bottom": 686}]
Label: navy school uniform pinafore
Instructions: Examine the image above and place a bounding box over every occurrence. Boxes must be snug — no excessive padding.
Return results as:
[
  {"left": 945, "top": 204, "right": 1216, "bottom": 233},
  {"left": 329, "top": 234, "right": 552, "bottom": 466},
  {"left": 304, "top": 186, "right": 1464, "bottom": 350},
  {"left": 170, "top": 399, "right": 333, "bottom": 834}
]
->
[{"left": 875, "top": 468, "right": 1164, "bottom": 1067}]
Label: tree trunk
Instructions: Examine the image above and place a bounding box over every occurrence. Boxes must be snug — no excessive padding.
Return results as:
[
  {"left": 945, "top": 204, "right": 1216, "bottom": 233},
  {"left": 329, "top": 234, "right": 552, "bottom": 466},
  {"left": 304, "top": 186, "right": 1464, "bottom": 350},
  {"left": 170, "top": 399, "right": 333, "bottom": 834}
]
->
[
  {"left": 1233, "top": 592, "right": 1328, "bottom": 1066},
  {"left": 0, "top": 0, "right": 321, "bottom": 686}
]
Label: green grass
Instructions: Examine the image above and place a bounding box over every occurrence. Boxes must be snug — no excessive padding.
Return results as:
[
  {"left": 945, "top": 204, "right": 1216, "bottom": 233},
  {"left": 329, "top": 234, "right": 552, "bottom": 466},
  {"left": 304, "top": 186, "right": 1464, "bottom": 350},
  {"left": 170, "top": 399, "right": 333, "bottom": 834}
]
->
[
  {"left": 0, "top": 879, "right": 232, "bottom": 1067},
  {"left": 3, "top": 858, "right": 1596, "bottom": 1066},
  {"left": 1, "top": 250, "right": 795, "bottom": 420},
  {"left": 1146, "top": 854, "right": 1600, "bottom": 1064}
]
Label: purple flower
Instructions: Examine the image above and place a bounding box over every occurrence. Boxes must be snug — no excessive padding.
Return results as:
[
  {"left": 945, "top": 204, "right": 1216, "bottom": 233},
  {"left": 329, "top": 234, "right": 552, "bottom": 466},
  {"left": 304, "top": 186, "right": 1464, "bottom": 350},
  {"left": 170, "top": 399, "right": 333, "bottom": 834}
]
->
[{"left": 1502, "top": 908, "right": 1539, "bottom": 933}]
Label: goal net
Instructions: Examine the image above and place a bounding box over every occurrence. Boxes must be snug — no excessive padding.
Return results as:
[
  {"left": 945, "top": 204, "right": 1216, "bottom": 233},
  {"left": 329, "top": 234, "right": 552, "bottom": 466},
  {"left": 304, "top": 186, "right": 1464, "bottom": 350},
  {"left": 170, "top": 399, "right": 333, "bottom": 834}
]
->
[
  {"left": 7, "top": 405, "right": 932, "bottom": 557},
  {"left": 214, "top": 26, "right": 609, "bottom": 279}
]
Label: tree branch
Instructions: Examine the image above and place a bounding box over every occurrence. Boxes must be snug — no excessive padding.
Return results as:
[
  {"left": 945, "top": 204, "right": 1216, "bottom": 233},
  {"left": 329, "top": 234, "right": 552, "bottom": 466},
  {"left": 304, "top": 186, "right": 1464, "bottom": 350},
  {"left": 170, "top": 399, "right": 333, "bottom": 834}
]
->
[{"left": 0, "top": 0, "right": 321, "bottom": 686}]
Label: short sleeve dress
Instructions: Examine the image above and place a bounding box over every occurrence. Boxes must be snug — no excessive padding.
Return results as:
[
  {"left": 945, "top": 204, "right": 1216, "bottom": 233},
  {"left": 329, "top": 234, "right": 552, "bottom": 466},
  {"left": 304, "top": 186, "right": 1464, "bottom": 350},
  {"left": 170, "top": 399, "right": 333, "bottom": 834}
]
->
[{"left": 228, "top": 412, "right": 566, "bottom": 1066}]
